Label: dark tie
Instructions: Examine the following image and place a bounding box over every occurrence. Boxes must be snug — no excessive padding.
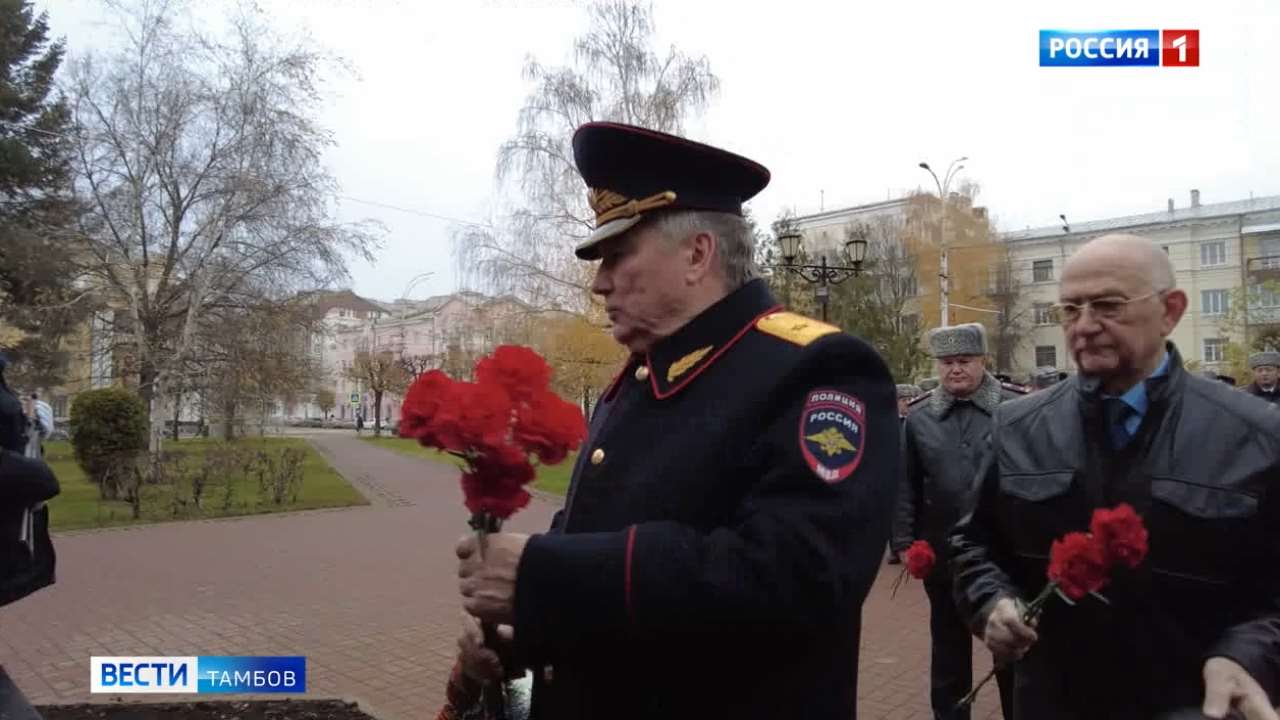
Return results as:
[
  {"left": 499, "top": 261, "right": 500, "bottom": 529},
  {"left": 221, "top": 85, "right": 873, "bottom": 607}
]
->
[{"left": 1103, "top": 398, "right": 1134, "bottom": 449}]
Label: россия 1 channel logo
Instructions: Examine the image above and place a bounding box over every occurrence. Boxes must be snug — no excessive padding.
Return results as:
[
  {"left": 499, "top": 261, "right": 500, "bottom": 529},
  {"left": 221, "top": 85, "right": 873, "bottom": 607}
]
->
[
  {"left": 1040, "top": 30, "right": 1199, "bottom": 67},
  {"left": 90, "top": 656, "right": 306, "bottom": 694}
]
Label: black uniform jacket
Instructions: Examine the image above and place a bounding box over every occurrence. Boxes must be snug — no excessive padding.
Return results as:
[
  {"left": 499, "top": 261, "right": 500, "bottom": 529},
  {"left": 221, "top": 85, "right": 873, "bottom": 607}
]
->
[
  {"left": 949, "top": 344, "right": 1280, "bottom": 717},
  {"left": 513, "top": 279, "right": 899, "bottom": 720}
]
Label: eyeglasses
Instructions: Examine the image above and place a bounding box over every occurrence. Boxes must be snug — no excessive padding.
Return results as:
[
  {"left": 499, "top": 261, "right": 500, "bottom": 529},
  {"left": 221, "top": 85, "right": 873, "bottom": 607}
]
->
[{"left": 1050, "top": 289, "right": 1166, "bottom": 325}]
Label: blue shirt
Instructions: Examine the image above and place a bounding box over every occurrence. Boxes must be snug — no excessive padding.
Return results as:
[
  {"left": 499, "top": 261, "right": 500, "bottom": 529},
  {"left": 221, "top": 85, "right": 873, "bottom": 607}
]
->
[{"left": 1104, "top": 352, "right": 1170, "bottom": 437}]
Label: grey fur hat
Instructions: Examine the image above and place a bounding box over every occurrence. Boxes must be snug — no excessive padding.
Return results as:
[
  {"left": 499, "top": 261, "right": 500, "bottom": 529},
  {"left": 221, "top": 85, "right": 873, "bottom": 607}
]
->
[
  {"left": 896, "top": 384, "right": 922, "bottom": 399},
  {"left": 918, "top": 377, "right": 940, "bottom": 392},
  {"left": 1249, "top": 351, "right": 1280, "bottom": 369},
  {"left": 926, "top": 323, "right": 987, "bottom": 359}
]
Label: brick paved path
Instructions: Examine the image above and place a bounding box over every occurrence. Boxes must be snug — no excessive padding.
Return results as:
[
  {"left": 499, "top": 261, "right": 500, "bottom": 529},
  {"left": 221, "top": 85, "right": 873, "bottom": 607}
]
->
[{"left": 0, "top": 432, "right": 1000, "bottom": 719}]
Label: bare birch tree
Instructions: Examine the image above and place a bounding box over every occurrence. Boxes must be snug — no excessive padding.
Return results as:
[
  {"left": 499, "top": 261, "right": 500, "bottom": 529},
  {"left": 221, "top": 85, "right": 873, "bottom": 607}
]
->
[
  {"left": 66, "top": 0, "right": 377, "bottom": 450},
  {"left": 455, "top": 1, "right": 718, "bottom": 317},
  {"left": 985, "top": 242, "right": 1033, "bottom": 374}
]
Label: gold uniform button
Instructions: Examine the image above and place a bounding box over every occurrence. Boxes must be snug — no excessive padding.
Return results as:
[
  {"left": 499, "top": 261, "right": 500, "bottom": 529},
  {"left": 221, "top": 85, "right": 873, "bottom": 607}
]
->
[
  {"left": 634, "top": 365, "right": 650, "bottom": 381},
  {"left": 590, "top": 448, "right": 606, "bottom": 465}
]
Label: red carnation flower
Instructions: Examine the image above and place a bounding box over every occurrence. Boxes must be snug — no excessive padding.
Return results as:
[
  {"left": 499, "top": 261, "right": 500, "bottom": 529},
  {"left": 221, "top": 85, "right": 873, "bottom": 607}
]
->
[
  {"left": 400, "top": 370, "right": 458, "bottom": 446},
  {"left": 1047, "top": 532, "right": 1110, "bottom": 600},
  {"left": 515, "top": 390, "right": 588, "bottom": 464},
  {"left": 905, "top": 540, "right": 936, "bottom": 580},
  {"left": 1089, "top": 503, "right": 1149, "bottom": 569},
  {"left": 431, "top": 381, "right": 513, "bottom": 452},
  {"left": 475, "top": 345, "right": 552, "bottom": 403}
]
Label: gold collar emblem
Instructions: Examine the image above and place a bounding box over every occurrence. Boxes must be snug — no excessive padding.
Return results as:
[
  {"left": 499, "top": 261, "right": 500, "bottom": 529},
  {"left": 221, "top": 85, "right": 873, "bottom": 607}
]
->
[{"left": 667, "top": 345, "right": 714, "bottom": 383}]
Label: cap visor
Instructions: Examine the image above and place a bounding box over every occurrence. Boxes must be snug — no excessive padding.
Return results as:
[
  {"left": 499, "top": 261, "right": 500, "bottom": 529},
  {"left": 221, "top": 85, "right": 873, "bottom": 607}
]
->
[{"left": 575, "top": 215, "right": 645, "bottom": 260}]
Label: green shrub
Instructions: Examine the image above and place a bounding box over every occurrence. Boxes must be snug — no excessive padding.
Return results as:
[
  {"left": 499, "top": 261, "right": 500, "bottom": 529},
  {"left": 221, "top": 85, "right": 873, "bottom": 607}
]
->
[{"left": 69, "top": 388, "right": 148, "bottom": 499}]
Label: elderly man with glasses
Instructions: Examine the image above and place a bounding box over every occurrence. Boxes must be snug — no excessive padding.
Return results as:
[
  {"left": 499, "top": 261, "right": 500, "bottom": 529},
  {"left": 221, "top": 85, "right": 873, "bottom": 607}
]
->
[{"left": 948, "top": 234, "right": 1280, "bottom": 719}]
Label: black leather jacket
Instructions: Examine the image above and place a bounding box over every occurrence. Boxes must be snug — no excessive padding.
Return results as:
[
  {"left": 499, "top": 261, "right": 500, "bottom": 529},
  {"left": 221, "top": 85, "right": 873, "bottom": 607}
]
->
[
  {"left": 891, "top": 373, "right": 1024, "bottom": 558},
  {"left": 949, "top": 344, "right": 1280, "bottom": 717}
]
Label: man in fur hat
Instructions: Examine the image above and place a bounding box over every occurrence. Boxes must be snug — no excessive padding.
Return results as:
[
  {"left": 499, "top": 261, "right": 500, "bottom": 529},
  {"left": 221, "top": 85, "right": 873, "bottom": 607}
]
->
[
  {"left": 1245, "top": 351, "right": 1280, "bottom": 405},
  {"left": 892, "top": 323, "right": 1023, "bottom": 719}
]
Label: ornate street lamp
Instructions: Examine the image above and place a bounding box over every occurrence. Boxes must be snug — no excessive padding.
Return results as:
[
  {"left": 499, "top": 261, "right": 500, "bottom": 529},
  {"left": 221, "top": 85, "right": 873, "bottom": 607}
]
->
[{"left": 766, "top": 226, "right": 869, "bottom": 322}]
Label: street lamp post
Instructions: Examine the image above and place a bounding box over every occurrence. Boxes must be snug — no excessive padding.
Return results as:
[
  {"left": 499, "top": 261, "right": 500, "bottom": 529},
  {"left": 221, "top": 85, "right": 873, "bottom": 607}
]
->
[
  {"left": 918, "top": 157, "right": 968, "bottom": 327},
  {"left": 765, "top": 228, "right": 870, "bottom": 322}
]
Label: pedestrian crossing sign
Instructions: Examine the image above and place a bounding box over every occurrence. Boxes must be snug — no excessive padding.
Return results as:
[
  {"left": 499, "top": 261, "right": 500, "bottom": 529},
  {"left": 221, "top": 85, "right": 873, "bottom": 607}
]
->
[{"left": 350, "top": 392, "right": 359, "bottom": 406}]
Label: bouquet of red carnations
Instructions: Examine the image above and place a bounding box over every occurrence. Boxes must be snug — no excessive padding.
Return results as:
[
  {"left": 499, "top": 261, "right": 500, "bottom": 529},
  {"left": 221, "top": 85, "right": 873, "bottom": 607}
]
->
[
  {"left": 400, "top": 345, "right": 587, "bottom": 530},
  {"left": 955, "top": 503, "right": 1149, "bottom": 711},
  {"left": 400, "top": 345, "right": 587, "bottom": 719}
]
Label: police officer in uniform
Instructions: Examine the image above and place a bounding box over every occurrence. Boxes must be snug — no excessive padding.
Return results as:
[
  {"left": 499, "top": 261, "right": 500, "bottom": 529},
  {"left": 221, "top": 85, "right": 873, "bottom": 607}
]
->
[
  {"left": 1245, "top": 351, "right": 1280, "bottom": 405},
  {"left": 453, "top": 122, "right": 899, "bottom": 720},
  {"left": 892, "top": 323, "right": 1021, "bottom": 719}
]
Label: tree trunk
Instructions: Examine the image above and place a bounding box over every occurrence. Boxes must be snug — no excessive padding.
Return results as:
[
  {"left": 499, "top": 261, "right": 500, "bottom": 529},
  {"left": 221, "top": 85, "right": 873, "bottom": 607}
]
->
[
  {"left": 223, "top": 399, "right": 237, "bottom": 441},
  {"left": 172, "top": 389, "right": 182, "bottom": 441},
  {"left": 139, "top": 359, "right": 164, "bottom": 454},
  {"left": 581, "top": 385, "right": 592, "bottom": 421},
  {"left": 373, "top": 390, "right": 384, "bottom": 437}
]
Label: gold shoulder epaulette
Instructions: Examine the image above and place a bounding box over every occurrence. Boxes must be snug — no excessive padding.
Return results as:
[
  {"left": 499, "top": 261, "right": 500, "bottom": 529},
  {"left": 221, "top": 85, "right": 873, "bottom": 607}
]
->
[{"left": 755, "top": 311, "right": 840, "bottom": 346}]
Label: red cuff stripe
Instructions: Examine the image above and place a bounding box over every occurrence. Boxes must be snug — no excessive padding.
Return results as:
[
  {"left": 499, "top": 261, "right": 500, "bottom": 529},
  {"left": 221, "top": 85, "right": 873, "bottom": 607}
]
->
[{"left": 624, "top": 525, "right": 637, "bottom": 623}]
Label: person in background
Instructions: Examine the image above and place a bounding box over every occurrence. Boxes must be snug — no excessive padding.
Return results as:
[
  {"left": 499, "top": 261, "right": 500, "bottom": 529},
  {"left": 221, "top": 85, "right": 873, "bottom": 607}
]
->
[
  {"left": 1244, "top": 352, "right": 1279, "bottom": 405},
  {"left": 893, "top": 323, "right": 1021, "bottom": 720},
  {"left": 897, "top": 383, "right": 922, "bottom": 420},
  {"left": 21, "top": 392, "right": 52, "bottom": 459},
  {"left": 0, "top": 353, "right": 59, "bottom": 608},
  {"left": 1030, "top": 366, "right": 1067, "bottom": 392},
  {"left": 950, "top": 234, "right": 1280, "bottom": 718}
]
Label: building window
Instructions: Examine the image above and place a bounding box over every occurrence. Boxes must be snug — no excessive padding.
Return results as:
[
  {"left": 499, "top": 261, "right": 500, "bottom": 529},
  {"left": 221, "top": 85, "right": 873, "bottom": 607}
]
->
[
  {"left": 901, "top": 274, "right": 918, "bottom": 297},
  {"left": 1035, "top": 345, "right": 1057, "bottom": 368},
  {"left": 1200, "top": 241, "right": 1227, "bottom": 267},
  {"left": 1161, "top": 245, "right": 1170, "bottom": 254},
  {"left": 1259, "top": 237, "right": 1280, "bottom": 269},
  {"left": 898, "top": 313, "right": 920, "bottom": 337},
  {"left": 1033, "top": 303, "right": 1055, "bottom": 326},
  {"left": 1032, "top": 259, "right": 1054, "bottom": 283},
  {"left": 1203, "top": 338, "right": 1227, "bottom": 363},
  {"left": 1251, "top": 284, "right": 1280, "bottom": 308},
  {"left": 1201, "top": 289, "right": 1231, "bottom": 316}
]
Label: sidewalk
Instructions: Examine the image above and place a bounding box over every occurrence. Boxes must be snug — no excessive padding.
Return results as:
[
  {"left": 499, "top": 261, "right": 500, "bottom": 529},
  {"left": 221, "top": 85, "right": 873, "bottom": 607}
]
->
[{"left": 0, "top": 434, "right": 999, "bottom": 719}]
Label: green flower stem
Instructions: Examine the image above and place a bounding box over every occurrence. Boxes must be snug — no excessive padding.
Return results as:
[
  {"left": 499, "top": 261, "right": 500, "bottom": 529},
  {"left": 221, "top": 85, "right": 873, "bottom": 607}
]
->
[{"left": 954, "top": 582, "right": 1059, "bottom": 713}]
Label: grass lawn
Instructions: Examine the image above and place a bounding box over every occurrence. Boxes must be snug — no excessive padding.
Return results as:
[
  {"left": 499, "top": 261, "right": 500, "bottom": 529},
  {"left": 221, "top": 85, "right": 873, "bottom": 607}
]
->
[
  {"left": 44, "top": 438, "right": 367, "bottom": 532},
  {"left": 361, "top": 435, "right": 574, "bottom": 496}
]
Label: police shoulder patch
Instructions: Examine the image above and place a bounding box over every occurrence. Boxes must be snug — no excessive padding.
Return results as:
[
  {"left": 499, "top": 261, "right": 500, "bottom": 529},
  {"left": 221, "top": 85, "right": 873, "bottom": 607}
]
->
[
  {"left": 799, "top": 388, "right": 866, "bottom": 484},
  {"left": 756, "top": 311, "right": 840, "bottom": 346}
]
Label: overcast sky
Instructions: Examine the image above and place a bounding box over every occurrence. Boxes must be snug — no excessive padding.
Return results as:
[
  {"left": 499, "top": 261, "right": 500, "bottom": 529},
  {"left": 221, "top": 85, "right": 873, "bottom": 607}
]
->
[{"left": 42, "top": 0, "right": 1279, "bottom": 301}]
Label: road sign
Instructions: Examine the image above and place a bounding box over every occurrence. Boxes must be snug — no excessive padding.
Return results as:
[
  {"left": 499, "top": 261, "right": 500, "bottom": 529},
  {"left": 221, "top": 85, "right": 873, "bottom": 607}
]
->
[{"left": 350, "top": 392, "right": 360, "bottom": 406}]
